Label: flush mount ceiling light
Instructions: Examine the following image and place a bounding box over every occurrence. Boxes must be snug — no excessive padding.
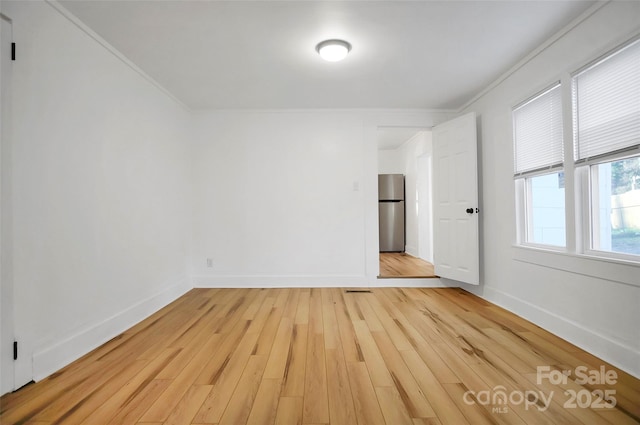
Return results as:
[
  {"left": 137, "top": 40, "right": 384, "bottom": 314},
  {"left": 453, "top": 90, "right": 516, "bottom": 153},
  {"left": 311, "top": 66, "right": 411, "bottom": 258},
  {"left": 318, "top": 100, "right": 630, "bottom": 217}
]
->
[{"left": 316, "top": 39, "right": 352, "bottom": 62}]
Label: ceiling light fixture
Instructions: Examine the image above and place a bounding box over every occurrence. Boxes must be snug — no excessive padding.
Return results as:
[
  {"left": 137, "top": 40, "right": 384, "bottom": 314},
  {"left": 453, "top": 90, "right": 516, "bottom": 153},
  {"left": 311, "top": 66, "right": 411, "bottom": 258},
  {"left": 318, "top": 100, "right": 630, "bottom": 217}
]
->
[{"left": 316, "top": 39, "right": 352, "bottom": 62}]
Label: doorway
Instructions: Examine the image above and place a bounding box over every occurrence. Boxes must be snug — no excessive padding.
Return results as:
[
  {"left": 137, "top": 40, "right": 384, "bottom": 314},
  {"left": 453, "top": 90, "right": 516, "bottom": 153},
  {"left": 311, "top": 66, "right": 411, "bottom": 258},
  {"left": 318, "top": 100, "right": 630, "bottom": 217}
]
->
[{"left": 376, "top": 128, "right": 436, "bottom": 278}]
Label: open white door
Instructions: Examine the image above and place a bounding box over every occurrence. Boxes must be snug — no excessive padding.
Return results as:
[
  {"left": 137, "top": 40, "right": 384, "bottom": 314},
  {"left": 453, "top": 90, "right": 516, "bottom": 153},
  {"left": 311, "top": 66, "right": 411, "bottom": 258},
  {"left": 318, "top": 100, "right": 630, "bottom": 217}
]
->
[{"left": 432, "top": 112, "right": 479, "bottom": 285}]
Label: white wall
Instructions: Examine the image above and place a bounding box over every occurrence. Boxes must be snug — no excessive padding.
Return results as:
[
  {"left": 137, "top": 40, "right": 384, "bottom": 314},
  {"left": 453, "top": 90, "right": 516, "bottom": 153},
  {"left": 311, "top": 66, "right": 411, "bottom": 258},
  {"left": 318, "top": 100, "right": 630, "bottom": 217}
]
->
[
  {"left": 2, "top": 1, "right": 192, "bottom": 385},
  {"left": 191, "top": 110, "right": 366, "bottom": 286},
  {"left": 377, "top": 149, "right": 403, "bottom": 174},
  {"left": 191, "top": 110, "right": 450, "bottom": 287},
  {"left": 463, "top": 1, "right": 640, "bottom": 376}
]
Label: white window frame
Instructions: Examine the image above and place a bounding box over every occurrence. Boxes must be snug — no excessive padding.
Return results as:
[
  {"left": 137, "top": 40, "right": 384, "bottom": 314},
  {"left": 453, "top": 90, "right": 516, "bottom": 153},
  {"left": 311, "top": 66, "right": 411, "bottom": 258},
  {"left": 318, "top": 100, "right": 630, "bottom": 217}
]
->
[
  {"left": 513, "top": 35, "right": 640, "bottom": 266},
  {"left": 572, "top": 36, "right": 640, "bottom": 264},
  {"left": 515, "top": 170, "right": 567, "bottom": 251},
  {"left": 576, "top": 149, "right": 640, "bottom": 263},
  {"left": 513, "top": 83, "right": 566, "bottom": 250}
]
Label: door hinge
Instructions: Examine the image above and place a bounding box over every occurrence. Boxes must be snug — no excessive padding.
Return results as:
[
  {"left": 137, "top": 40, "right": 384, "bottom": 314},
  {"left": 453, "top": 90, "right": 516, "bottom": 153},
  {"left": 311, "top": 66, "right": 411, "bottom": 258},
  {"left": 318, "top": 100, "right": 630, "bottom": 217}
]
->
[
  {"left": 11, "top": 42, "right": 15, "bottom": 61},
  {"left": 13, "top": 341, "right": 18, "bottom": 360}
]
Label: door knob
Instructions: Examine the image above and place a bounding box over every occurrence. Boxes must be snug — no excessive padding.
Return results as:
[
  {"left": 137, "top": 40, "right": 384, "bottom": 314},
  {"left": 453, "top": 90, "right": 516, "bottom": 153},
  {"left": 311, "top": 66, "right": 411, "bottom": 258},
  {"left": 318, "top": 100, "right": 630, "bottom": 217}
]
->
[{"left": 466, "top": 208, "right": 474, "bottom": 214}]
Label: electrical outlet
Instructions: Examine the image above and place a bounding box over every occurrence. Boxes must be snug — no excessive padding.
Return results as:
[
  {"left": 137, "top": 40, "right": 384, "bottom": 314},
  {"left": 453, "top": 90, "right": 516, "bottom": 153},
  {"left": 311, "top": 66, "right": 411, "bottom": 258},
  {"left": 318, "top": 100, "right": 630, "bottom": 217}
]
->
[{"left": 206, "top": 258, "right": 213, "bottom": 268}]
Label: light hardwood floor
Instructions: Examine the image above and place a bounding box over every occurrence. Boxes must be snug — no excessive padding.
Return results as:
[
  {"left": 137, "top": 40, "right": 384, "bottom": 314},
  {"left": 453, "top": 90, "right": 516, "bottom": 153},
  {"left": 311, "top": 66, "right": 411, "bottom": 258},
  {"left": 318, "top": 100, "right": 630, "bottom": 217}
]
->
[
  {"left": 1, "top": 288, "right": 638, "bottom": 425},
  {"left": 379, "top": 253, "right": 436, "bottom": 278}
]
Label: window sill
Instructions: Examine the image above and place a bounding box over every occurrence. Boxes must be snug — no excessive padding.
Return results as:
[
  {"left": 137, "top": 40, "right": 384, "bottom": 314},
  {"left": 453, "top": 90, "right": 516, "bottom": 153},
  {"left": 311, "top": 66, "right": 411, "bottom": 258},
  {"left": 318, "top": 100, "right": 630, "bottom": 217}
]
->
[{"left": 512, "top": 244, "right": 640, "bottom": 288}]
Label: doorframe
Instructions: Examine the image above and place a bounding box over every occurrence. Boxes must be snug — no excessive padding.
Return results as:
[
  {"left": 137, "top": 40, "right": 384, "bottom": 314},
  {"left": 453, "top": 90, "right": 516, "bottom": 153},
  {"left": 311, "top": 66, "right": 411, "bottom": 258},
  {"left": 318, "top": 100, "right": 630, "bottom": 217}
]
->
[
  {"left": 368, "top": 121, "right": 435, "bottom": 282},
  {"left": 416, "top": 153, "right": 433, "bottom": 263}
]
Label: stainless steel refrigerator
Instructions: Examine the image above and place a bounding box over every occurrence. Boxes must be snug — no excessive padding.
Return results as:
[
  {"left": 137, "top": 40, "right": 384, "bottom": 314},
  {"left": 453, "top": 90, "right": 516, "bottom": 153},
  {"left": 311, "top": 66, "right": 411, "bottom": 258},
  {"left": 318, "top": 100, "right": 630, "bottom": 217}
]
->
[{"left": 378, "top": 174, "right": 405, "bottom": 252}]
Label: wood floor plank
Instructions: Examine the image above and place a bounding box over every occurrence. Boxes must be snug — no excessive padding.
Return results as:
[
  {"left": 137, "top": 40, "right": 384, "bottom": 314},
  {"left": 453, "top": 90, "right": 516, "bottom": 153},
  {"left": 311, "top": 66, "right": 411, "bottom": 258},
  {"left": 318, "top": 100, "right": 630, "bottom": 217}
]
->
[
  {"left": 334, "top": 292, "right": 365, "bottom": 363},
  {"left": 393, "top": 296, "right": 444, "bottom": 345},
  {"left": 370, "top": 330, "right": 436, "bottom": 419},
  {"left": 302, "top": 332, "right": 329, "bottom": 424},
  {"left": 440, "top": 383, "right": 502, "bottom": 425},
  {"left": 274, "top": 396, "right": 303, "bottom": 425},
  {"left": 294, "top": 288, "right": 310, "bottom": 325},
  {"left": 375, "top": 386, "right": 414, "bottom": 425},
  {"left": 105, "top": 379, "right": 171, "bottom": 425},
  {"left": 379, "top": 253, "right": 436, "bottom": 278},
  {"left": 281, "top": 287, "right": 301, "bottom": 320},
  {"left": 246, "top": 292, "right": 277, "bottom": 336},
  {"left": 280, "top": 323, "right": 308, "bottom": 397},
  {"left": 412, "top": 419, "right": 443, "bottom": 425},
  {"left": 346, "top": 361, "right": 386, "bottom": 425},
  {"left": 252, "top": 294, "right": 286, "bottom": 357},
  {"left": 193, "top": 321, "right": 253, "bottom": 386},
  {"left": 246, "top": 378, "right": 283, "bottom": 425},
  {"left": 263, "top": 317, "right": 294, "bottom": 379},
  {"left": 354, "top": 294, "right": 385, "bottom": 332},
  {"left": 301, "top": 289, "right": 329, "bottom": 424},
  {"left": 352, "top": 320, "right": 394, "bottom": 387},
  {"left": 0, "top": 357, "right": 112, "bottom": 424},
  {"left": 33, "top": 359, "right": 148, "bottom": 423},
  {"left": 322, "top": 290, "right": 341, "bottom": 350},
  {"left": 78, "top": 347, "right": 182, "bottom": 425},
  {"left": 366, "top": 291, "right": 414, "bottom": 351},
  {"left": 342, "top": 290, "right": 365, "bottom": 322},
  {"left": 521, "top": 372, "right": 614, "bottom": 425},
  {"left": 219, "top": 355, "right": 268, "bottom": 425},
  {"left": 163, "top": 384, "right": 212, "bottom": 425},
  {"left": 326, "top": 349, "right": 357, "bottom": 425},
  {"left": 191, "top": 330, "right": 261, "bottom": 423},
  {"left": 193, "top": 294, "right": 277, "bottom": 423},
  {"left": 2, "top": 288, "right": 638, "bottom": 425},
  {"left": 401, "top": 350, "right": 471, "bottom": 425},
  {"left": 137, "top": 333, "right": 223, "bottom": 422},
  {"left": 431, "top": 342, "right": 527, "bottom": 425}
]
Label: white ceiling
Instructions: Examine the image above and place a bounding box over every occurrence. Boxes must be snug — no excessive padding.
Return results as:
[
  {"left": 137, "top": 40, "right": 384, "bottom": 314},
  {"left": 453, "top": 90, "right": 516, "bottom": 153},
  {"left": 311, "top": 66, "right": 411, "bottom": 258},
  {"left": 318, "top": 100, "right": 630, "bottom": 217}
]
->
[{"left": 58, "top": 0, "right": 594, "bottom": 110}]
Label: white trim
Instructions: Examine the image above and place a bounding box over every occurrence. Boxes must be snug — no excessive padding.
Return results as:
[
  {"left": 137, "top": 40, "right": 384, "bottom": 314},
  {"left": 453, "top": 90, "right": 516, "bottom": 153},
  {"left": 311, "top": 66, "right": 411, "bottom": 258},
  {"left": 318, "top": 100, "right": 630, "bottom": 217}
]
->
[
  {"left": 193, "top": 274, "right": 447, "bottom": 288},
  {"left": 32, "top": 277, "right": 192, "bottom": 382},
  {"left": 513, "top": 245, "right": 639, "bottom": 288},
  {"left": 194, "top": 274, "right": 369, "bottom": 288},
  {"left": 476, "top": 285, "right": 640, "bottom": 379},
  {"left": 44, "top": 0, "right": 190, "bottom": 112},
  {"left": 373, "top": 278, "right": 448, "bottom": 288},
  {"left": 561, "top": 73, "right": 577, "bottom": 254},
  {"left": 191, "top": 108, "right": 455, "bottom": 117},
  {"left": 518, "top": 241, "right": 566, "bottom": 254}
]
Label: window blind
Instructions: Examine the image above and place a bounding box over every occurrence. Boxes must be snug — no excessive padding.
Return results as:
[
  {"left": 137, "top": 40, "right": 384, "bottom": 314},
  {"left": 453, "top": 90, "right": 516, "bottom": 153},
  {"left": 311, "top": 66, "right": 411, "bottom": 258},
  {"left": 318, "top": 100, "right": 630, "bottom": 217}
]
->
[
  {"left": 573, "top": 38, "right": 640, "bottom": 161},
  {"left": 513, "top": 84, "right": 564, "bottom": 176}
]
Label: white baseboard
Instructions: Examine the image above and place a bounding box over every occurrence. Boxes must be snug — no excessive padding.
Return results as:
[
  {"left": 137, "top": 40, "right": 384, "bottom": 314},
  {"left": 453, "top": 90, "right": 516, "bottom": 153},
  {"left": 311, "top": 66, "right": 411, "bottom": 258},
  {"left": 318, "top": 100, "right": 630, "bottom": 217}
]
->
[
  {"left": 373, "top": 278, "right": 448, "bottom": 287},
  {"left": 194, "top": 274, "right": 448, "bottom": 289},
  {"left": 193, "top": 274, "right": 370, "bottom": 288},
  {"left": 32, "top": 277, "right": 192, "bottom": 381},
  {"left": 476, "top": 285, "right": 640, "bottom": 379}
]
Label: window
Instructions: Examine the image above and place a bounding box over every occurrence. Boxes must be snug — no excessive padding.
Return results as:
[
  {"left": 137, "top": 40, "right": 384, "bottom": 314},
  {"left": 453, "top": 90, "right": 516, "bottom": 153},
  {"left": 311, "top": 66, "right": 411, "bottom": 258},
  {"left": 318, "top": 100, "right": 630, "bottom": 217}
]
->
[
  {"left": 590, "top": 157, "right": 640, "bottom": 256},
  {"left": 513, "top": 84, "right": 565, "bottom": 247},
  {"left": 513, "top": 36, "right": 640, "bottom": 262},
  {"left": 574, "top": 38, "right": 640, "bottom": 260},
  {"left": 526, "top": 172, "right": 566, "bottom": 246}
]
